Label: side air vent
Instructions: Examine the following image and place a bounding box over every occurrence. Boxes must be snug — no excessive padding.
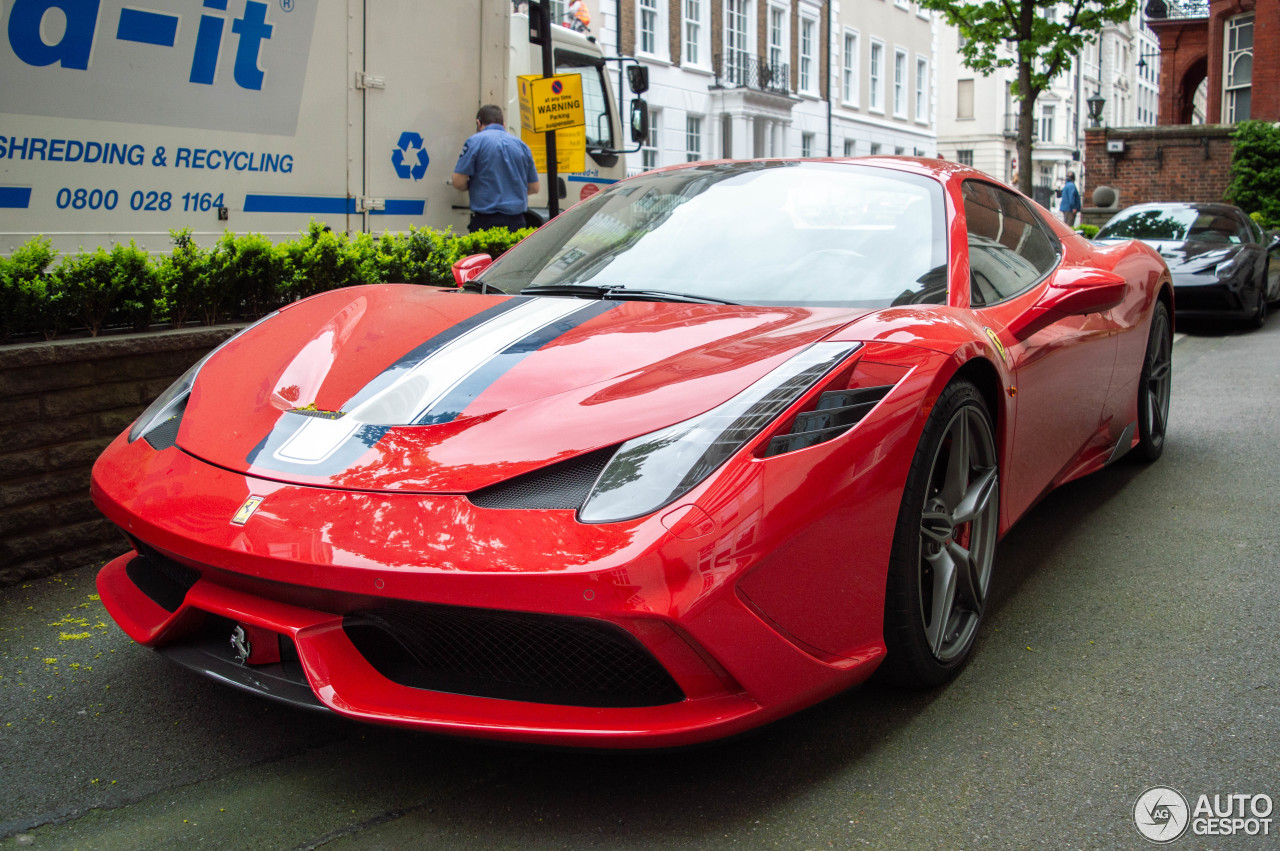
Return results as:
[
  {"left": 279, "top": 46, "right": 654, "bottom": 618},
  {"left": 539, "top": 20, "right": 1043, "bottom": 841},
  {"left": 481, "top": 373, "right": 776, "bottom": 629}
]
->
[
  {"left": 125, "top": 539, "right": 201, "bottom": 612},
  {"left": 764, "top": 385, "right": 894, "bottom": 457},
  {"left": 467, "top": 446, "right": 617, "bottom": 510},
  {"left": 143, "top": 404, "right": 185, "bottom": 450}
]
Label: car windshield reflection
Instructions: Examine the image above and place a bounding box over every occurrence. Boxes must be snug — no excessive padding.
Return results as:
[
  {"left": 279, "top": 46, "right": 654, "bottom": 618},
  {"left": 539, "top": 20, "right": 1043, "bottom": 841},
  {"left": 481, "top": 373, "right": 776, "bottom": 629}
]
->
[{"left": 481, "top": 161, "right": 948, "bottom": 308}]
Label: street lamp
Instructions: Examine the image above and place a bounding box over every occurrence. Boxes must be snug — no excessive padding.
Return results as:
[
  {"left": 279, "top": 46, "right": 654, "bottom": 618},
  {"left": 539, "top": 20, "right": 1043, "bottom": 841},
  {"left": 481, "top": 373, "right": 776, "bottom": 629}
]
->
[
  {"left": 1136, "top": 50, "right": 1160, "bottom": 70},
  {"left": 1087, "top": 90, "right": 1106, "bottom": 127}
]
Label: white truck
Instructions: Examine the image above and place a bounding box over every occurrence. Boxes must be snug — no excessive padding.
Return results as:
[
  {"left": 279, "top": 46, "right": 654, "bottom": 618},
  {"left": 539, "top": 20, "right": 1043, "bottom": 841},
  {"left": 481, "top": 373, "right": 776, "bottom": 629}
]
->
[{"left": 0, "top": 0, "right": 641, "bottom": 254}]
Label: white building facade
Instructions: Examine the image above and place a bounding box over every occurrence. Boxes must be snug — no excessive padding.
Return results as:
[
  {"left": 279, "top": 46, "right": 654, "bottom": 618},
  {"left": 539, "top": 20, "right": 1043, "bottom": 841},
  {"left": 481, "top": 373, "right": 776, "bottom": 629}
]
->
[{"left": 584, "top": 0, "right": 936, "bottom": 173}]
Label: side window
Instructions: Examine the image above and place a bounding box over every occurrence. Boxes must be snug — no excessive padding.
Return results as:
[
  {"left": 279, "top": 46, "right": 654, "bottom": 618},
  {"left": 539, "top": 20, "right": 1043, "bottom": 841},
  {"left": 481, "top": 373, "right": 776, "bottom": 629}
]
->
[
  {"left": 1237, "top": 212, "right": 1260, "bottom": 244},
  {"left": 963, "top": 180, "right": 1060, "bottom": 306}
]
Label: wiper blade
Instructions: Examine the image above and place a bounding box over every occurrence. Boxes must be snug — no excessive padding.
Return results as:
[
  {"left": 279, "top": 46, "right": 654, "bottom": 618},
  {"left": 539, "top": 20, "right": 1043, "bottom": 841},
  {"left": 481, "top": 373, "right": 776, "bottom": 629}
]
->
[{"left": 520, "top": 283, "right": 741, "bottom": 305}]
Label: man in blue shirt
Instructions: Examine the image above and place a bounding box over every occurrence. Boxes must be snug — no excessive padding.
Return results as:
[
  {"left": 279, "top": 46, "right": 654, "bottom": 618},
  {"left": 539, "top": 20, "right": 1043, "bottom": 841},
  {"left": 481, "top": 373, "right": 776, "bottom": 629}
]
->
[
  {"left": 451, "top": 105, "right": 540, "bottom": 232},
  {"left": 1059, "top": 171, "right": 1081, "bottom": 228}
]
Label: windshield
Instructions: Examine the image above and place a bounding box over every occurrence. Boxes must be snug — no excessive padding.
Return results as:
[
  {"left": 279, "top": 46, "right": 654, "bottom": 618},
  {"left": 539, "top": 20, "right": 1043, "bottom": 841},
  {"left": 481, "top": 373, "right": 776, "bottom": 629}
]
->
[
  {"left": 556, "top": 51, "right": 613, "bottom": 149},
  {"left": 481, "top": 161, "right": 948, "bottom": 308},
  {"left": 1097, "top": 206, "right": 1200, "bottom": 241}
]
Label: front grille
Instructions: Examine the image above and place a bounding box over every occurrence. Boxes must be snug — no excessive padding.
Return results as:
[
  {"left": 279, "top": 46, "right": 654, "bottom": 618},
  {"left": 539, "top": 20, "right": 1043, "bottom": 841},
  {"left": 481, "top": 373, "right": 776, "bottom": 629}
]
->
[
  {"left": 344, "top": 603, "right": 684, "bottom": 707},
  {"left": 125, "top": 541, "right": 200, "bottom": 611},
  {"left": 467, "top": 447, "right": 617, "bottom": 510}
]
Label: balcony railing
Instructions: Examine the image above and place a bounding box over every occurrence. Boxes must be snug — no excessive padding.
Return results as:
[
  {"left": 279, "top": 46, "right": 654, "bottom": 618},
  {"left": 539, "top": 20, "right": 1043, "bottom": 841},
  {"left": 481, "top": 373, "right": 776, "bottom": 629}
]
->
[
  {"left": 714, "top": 52, "right": 791, "bottom": 95},
  {"left": 1003, "top": 113, "right": 1020, "bottom": 137},
  {"left": 1145, "top": 0, "right": 1208, "bottom": 20}
]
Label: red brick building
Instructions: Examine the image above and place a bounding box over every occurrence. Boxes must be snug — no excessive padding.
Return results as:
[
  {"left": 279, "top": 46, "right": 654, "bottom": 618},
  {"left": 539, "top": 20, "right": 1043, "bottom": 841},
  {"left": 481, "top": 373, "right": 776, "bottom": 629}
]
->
[{"left": 1147, "top": 0, "right": 1277, "bottom": 124}]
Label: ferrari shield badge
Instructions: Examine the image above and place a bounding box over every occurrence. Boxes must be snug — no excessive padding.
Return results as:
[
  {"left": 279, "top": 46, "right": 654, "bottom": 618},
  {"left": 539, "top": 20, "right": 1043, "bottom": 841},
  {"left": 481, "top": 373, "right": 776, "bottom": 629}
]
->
[
  {"left": 984, "top": 327, "right": 1009, "bottom": 366},
  {"left": 231, "top": 495, "right": 264, "bottom": 526}
]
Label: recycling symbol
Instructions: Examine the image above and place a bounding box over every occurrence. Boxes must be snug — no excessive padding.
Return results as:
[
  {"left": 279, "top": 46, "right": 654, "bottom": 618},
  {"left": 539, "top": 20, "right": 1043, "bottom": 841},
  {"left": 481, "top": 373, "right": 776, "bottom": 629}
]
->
[{"left": 392, "top": 131, "right": 429, "bottom": 180}]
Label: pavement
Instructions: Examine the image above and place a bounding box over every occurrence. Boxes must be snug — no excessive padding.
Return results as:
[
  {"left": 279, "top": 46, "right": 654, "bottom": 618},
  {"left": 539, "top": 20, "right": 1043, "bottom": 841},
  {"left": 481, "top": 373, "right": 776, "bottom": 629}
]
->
[{"left": 2, "top": 317, "right": 1278, "bottom": 850}]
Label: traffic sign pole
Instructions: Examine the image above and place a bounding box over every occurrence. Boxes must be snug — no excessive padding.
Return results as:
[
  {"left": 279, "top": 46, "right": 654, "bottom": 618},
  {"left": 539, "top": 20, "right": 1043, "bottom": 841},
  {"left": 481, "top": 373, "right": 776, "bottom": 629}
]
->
[{"left": 533, "top": 1, "right": 559, "bottom": 220}]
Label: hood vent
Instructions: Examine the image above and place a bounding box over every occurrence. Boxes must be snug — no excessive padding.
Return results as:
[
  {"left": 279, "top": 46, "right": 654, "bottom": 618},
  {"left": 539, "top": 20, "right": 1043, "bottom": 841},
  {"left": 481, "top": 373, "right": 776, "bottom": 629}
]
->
[
  {"left": 468, "top": 446, "right": 618, "bottom": 510},
  {"left": 764, "top": 385, "right": 893, "bottom": 457}
]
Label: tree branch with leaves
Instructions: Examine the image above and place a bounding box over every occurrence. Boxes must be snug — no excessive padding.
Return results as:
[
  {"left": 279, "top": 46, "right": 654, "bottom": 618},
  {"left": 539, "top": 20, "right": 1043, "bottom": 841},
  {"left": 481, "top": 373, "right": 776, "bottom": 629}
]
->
[{"left": 921, "top": 0, "right": 1136, "bottom": 195}]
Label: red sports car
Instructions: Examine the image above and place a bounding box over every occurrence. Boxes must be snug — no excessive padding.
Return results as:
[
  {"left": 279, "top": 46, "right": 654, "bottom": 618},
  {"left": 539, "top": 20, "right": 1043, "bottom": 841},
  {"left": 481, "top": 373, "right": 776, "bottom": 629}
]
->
[{"left": 92, "top": 159, "right": 1172, "bottom": 747}]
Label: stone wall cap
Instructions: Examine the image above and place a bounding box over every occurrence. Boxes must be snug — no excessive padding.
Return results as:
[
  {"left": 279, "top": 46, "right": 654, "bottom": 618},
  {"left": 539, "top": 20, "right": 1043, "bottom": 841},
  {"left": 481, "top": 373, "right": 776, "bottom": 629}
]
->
[{"left": 0, "top": 324, "right": 249, "bottom": 368}]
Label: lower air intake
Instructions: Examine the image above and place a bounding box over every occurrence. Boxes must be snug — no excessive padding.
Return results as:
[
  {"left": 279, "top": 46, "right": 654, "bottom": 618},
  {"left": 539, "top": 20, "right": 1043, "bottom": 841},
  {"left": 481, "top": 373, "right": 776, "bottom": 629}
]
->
[
  {"left": 344, "top": 603, "right": 684, "bottom": 707},
  {"left": 125, "top": 541, "right": 200, "bottom": 612}
]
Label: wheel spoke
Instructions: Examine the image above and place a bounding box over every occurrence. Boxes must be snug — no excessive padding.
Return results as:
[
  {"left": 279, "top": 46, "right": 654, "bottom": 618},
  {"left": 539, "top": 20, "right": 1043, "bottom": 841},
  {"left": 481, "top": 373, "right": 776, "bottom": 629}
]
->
[
  {"left": 940, "top": 412, "right": 971, "bottom": 509},
  {"left": 953, "top": 467, "right": 998, "bottom": 526},
  {"left": 920, "top": 510, "right": 952, "bottom": 546},
  {"left": 924, "top": 547, "right": 958, "bottom": 656},
  {"left": 1150, "top": 360, "right": 1171, "bottom": 383},
  {"left": 948, "top": 539, "right": 986, "bottom": 613}
]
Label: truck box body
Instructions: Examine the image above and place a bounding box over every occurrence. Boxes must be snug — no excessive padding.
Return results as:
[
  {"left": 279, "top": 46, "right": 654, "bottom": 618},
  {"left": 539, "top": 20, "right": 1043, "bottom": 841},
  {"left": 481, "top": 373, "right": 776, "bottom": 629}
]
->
[{"left": 0, "top": 0, "right": 626, "bottom": 254}]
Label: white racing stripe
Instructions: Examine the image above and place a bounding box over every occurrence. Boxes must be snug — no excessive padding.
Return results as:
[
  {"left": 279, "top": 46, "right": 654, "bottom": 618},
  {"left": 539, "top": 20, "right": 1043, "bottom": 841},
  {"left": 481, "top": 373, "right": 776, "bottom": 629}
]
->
[{"left": 273, "top": 298, "right": 594, "bottom": 465}]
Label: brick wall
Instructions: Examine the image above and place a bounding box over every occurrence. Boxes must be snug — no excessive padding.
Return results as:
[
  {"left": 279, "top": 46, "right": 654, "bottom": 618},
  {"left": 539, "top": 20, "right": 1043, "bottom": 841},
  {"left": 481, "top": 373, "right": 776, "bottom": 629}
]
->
[
  {"left": 1082, "top": 125, "right": 1236, "bottom": 224},
  {"left": 0, "top": 326, "right": 242, "bottom": 586}
]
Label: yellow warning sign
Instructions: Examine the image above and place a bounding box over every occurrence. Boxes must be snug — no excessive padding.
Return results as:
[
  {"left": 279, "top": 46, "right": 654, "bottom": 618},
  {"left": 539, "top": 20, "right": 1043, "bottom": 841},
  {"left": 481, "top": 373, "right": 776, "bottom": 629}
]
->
[
  {"left": 522, "top": 125, "right": 586, "bottom": 174},
  {"left": 517, "top": 73, "right": 585, "bottom": 133}
]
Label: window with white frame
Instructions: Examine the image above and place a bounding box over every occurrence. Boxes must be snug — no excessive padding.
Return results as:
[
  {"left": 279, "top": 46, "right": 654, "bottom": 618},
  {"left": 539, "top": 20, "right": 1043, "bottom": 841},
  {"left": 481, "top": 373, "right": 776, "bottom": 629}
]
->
[
  {"left": 893, "top": 48, "right": 907, "bottom": 117},
  {"left": 800, "top": 17, "right": 817, "bottom": 94},
  {"left": 802, "top": 132, "right": 815, "bottom": 158},
  {"left": 842, "top": 30, "right": 859, "bottom": 105},
  {"left": 870, "top": 142, "right": 881, "bottom": 155},
  {"left": 894, "top": 146, "right": 904, "bottom": 154},
  {"left": 915, "top": 56, "right": 928, "bottom": 122},
  {"left": 1038, "top": 103, "right": 1055, "bottom": 142},
  {"left": 957, "top": 149, "right": 974, "bottom": 166},
  {"left": 683, "top": 0, "right": 708, "bottom": 68},
  {"left": 638, "top": 0, "right": 660, "bottom": 55},
  {"left": 768, "top": 6, "right": 785, "bottom": 74},
  {"left": 844, "top": 138, "right": 856, "bottom": 156},
  {"left": 641, "top": 110, "right": 660, "bottom": 170},
  {"left": 686, "top": 115, "right": 703, "bottom": 161},
  {"left": 869, "top": 40, "right": 884, "bottom": 112},
  {"left": 1225, "top": 14, "right": 1253, "bottom": 123},
  {"left": 725, "top": 0, "right": 751, "bottom": 85}
]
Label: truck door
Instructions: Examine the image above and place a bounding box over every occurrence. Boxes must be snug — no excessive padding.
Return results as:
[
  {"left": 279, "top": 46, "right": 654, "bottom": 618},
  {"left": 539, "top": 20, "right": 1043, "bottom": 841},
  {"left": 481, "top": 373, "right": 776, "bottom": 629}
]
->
[{"left": 357, "top": 0, "right": 505, "bottom": 236}]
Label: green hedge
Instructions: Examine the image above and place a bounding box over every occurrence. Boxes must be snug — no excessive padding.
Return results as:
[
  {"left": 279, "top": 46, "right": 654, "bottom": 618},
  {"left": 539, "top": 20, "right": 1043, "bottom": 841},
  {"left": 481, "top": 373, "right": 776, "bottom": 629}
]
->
[
  {"left": 1227, "top": 121, "right": 1280, "bottom": 230},
  {"left": 0, "top": 222, "right": 532, "bottom": 343}
]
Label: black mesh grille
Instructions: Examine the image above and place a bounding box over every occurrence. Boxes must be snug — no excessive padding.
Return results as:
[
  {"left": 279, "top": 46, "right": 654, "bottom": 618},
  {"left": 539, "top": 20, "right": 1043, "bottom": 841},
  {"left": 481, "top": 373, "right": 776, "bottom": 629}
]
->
[
  {"left": 125, "top": 541, "right": 200, "bottom": 612},
  {"left": 467, "top": 447, "right": 617, "bottom": 510},
  {"left": 344, "top": 603, "right": 684, "bottom": 707},
  {"left": 143, "top": 411, "right": 184, "bottom": 451},
  {"left": 288, "top": 408, "right": 346, "bottom": 420}
]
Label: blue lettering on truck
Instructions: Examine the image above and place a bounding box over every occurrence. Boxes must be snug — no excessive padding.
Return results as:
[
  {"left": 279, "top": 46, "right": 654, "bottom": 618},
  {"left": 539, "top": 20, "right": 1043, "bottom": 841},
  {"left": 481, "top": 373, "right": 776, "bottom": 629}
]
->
[
  {"left": 7, "top": 0, "right": 272, "bottom": 90},
  {"left": 0, "top": 2, "right": 318, "bottom": 135}
]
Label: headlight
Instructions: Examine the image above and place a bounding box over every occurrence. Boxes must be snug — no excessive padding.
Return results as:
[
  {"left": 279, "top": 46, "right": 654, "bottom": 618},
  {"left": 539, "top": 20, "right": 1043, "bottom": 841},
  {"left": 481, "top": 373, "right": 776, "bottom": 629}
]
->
[
  {"left": 1215, "top": 251, "right": 1250, "bottom": 281},
  {"left": 128, "top": 312, "right": 278, "bottom": 443},
  {"left": 578, "top": 341, "right": 862, "bottom": 523}
]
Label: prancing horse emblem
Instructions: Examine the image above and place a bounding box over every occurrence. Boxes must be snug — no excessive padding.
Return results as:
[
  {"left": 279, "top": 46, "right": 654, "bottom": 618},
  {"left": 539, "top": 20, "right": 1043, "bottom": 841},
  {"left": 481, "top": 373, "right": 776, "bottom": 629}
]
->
[{"left": 230, "top": 625, "right": 251, "bottom": 664}]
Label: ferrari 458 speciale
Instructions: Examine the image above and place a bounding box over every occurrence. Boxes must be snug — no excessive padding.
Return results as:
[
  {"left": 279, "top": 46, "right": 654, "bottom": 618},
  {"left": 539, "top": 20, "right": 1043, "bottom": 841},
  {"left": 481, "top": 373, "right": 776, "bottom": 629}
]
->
[{"left": 93, "top": 159, "right": 1173, "bottom": 747}]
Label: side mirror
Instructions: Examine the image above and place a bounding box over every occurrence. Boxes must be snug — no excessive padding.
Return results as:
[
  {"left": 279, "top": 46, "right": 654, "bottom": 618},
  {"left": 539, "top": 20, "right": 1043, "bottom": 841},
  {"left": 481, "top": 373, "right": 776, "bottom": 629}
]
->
[
  {"left": 627, "top": 65, "right": 649, "bottom": 94},
  {"left": 630, "top": 98, "right": 649, "bottom": 144},
  {"left": 1268, "top": 231, "right": 1280, "bottom": 251},
  {"left": 1008, "top": 268, "right": 1127, "bottom": 338},
  {"left": 451, "top": 253, "right": 493, "bottom": 286}
]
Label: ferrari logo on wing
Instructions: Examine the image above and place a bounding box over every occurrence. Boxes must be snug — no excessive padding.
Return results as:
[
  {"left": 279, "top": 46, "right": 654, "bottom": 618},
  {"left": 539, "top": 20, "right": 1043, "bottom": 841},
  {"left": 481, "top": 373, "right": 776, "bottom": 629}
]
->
[
  {"left": 231, "top": 496, "right": 264, "bottom": 526},
  {"left": 984, "top": 327, "right": 1009, "bottom": 365}
]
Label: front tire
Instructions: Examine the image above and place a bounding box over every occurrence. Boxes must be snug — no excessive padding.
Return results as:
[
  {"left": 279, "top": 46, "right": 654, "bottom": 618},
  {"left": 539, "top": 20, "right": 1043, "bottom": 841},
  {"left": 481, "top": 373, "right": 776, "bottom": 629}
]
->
[
  {"left": 1133, "top": 301, "right": 1172, "bottom": 462},
  {"left": 880, "top": 380, "right": 999, "bottom": 688}
]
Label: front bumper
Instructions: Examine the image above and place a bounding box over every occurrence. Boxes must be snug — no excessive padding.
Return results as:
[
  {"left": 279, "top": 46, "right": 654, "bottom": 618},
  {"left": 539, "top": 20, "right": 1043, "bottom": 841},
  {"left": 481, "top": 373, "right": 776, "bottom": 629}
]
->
[{"left": 91, "top": 430, "right": 896, "bottom": 747}]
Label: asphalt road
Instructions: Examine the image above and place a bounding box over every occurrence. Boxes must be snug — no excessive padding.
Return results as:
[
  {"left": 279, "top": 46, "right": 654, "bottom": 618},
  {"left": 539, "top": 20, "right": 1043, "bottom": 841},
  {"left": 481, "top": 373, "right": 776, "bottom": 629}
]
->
[{"left": 2, "top": 317, "right": 1278, "bottom": 850}]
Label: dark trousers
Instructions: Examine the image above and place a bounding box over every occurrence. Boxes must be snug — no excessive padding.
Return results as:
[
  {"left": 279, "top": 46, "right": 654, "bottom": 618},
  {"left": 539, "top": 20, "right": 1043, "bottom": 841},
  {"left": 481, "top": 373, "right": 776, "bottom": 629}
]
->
[{"left": 469, "top": 211, "right": 526, "bottom": 233}]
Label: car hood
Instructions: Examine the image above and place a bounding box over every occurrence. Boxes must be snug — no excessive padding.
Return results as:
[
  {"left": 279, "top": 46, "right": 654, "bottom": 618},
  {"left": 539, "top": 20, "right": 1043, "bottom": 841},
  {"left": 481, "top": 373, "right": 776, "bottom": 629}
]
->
[
  {"left": 1103, "top": 238, "right": 1242, "bottom": 274},
  {"left": 178, "top": 285, "right": 873, "bottom": 493}
]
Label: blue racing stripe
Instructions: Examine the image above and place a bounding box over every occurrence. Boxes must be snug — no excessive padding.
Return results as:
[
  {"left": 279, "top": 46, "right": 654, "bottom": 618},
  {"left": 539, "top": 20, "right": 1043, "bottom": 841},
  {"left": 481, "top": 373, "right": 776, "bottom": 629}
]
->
[{"left": 416, "top": 301, "right": 618, "bottom": 424}]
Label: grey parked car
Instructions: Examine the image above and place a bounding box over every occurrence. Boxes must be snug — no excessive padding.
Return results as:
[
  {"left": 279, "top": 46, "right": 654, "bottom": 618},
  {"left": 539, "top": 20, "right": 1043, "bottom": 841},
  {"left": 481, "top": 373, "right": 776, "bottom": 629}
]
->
[{"left": 1095, "top": 202, "right": 1280, "bottom": 327}]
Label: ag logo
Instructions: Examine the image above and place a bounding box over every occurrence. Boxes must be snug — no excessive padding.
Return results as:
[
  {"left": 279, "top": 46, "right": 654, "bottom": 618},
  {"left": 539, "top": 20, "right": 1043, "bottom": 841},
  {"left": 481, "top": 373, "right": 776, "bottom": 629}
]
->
[
  {"left": 392, "top": 131, "right": 429, "bottom": 180},
  {"left": 1134, "top": 786, "right": 1190, "bottom": 843}
]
